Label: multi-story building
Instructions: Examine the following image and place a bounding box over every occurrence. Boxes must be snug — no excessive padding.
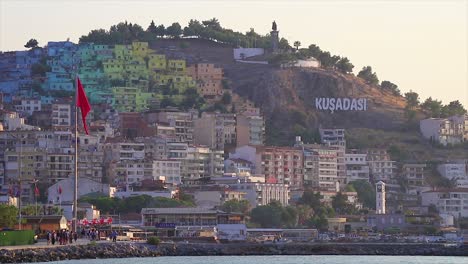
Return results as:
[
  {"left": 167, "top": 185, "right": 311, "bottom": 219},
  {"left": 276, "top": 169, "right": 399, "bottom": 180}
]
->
[
  {"left": 154, "top": 159, "right": 181, "bottom": 185},
  {"left": 4, "top": 147, "right": 47, "bottom": 202},
  {"left": 104, "top": 140, "right": 145, "bottom": 161},
  {"left": 229, "top": 145, "right": 303, "bottom": 189},
  {"left": 345, "top": 150, "right": 370, "bottom": 183},
  {"left": 319, "top": 128, "right": 346, "bottom": 147},
  {"left": 402, "top": 163, "right": 428, "bottom": 187},
  {"left": 302, "top": 144, "right": 338, "bottom": 191},
  {"left": 158, "top": 111, "right": 194, "bottom": 144},
  {"left": 14, "top": 98, "right": 41, "bottom": 116},
  {"left": 230, "top": 180, "right": 290, "bottom": 207},
  {"left": 181, "top": 146, "right": 224, "bottom": 180},
  {"left": 77, "top": 135, "right": 104, "bottom": 183},
  {"left": 193, "top": 112, "right": 236, "bottom": 150},
  {"left": 52, "top": 99, "right": 72, "bottom": 130},
  {"left": 236, "top": 113, "right": 265, "bottom": 147},
  {"left": 47, "top": 152, "right": 74, "bottom": 184},
  {"left": 186, "top": 63, "right": 223, "bottom": 97},
  {"left": 366, "top": 149, "right": 396, "bottom": 182},
  {"left": 422, "top": 188, "right": 468, "bottom": 218},
  {"left": 420, "top": 115, "right": 468, "bottom": 146}
]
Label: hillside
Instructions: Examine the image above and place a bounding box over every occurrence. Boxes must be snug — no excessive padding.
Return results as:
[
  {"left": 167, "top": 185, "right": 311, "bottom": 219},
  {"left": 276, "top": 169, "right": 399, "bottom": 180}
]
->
[{"left": 149, "top": 38, "right": 467, "bottom": 161}]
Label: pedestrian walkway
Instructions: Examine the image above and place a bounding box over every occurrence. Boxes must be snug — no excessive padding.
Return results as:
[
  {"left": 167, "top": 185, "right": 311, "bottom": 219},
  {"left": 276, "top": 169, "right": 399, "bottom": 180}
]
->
[{"left": 0, "top": 238, "right": 104, "bottom": 250}]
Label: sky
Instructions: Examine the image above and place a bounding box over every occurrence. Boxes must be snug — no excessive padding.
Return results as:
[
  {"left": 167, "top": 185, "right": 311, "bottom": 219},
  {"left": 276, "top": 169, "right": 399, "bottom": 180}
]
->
[{"left": 0, "top": 0, "right": 467, "bottom": 108}]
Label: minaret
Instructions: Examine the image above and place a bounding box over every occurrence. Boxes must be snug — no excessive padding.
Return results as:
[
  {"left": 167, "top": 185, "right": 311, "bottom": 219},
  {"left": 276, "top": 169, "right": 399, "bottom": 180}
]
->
[
  {"left": 271, "top": 21, "right": 279, "bottom": 52},
  {"left": 376, "top": 181, "right": 386, "bottom": 214}
]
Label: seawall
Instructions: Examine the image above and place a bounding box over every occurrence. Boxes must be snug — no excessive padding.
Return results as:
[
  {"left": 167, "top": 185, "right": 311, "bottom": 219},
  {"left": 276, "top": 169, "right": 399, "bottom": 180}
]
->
[{"left": 1, "top": 242, "right": 467, "bottom": 263}]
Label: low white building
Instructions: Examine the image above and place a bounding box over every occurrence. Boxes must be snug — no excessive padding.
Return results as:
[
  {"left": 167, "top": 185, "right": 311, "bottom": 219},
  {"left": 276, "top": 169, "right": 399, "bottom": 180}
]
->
[
  {"left": 47, "top": 178, "right": 113, "bottom": 203},
  {"left": 233, "top": 48, "right": 264, "bottom": 60},
  {"left": 437, "top": 163, "right": 467, "bottom": 180},
  {"left": 421, "top": 188, "right": 468, "bottom": 219},
  {"left": 192, "top": 189, "right": 246, "bottom": 208},
  {"left": 217, "top": 224, "right": 247, "bottom": 241},
  {"left": 113, "top": 190, "right": 174, "bottom": 199}
]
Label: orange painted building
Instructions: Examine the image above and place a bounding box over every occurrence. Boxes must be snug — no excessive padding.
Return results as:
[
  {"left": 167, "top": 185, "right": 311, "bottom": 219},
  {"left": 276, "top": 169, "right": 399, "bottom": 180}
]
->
[{"left": 187, "top": 63, "right": 223, "bottom": 97}]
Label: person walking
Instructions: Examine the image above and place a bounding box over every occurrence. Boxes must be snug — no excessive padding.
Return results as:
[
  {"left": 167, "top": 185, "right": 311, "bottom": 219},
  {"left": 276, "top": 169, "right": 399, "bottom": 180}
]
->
[
  {"left": 51, "top": 231, "right": 56, "bottom": 245},
  {"left": 73, "top": 231, "right": 78, "bottom": 242},
  {"left": 46, "top": 231, "right": 51, "bottom": 245}
]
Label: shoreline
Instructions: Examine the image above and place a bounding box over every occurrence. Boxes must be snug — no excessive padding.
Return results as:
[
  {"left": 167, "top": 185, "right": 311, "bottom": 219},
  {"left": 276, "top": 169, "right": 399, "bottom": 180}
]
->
[{"left": 1, "top": 242, "right": 467, "bottom": 263}]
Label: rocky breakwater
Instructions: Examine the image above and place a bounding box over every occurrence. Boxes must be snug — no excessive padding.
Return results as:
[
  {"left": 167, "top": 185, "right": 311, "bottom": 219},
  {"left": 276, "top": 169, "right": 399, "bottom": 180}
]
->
[{"left": 1, "top": 242, "right": 467, "bottom": 263}]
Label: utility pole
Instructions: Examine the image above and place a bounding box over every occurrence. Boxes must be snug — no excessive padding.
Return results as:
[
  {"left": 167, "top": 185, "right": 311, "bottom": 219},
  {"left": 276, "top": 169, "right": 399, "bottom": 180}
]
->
[{"left": 18, "top": 133, "right": 23, "bottom": 230}]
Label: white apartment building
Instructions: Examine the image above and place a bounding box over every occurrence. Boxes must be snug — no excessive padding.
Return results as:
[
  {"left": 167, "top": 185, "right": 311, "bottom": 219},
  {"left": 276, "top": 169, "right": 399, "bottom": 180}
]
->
[
  {"left": 302, "top": 145, "right": 338, "bottom": 191},
  {"left": 14, "top": 98, "right": 41, "bottom": 116},
  {"left": 420, "top": 115, "right": 468, "bottom": 146},
  {"left": 319, "top": 128, "right": 346, "bottom": 147},
  {"left": 3, "top": 111, "right": 40, "bottom": 131},
  {"left": 230, "top": 181, "right": 290, "bottom": 208},
  {"left": 106, "top": 141, "right": 145, "bottom": 160},
  {"left": 154, "top": 159, "right": 181, "bottom": 185},
  {"left": 422, "top": 188, "right": 468, "bottom": 218},
  {"left": 345, "top": 152, "right": 370, "bottom": 183},
  {"left": 366, "top": 149, "right": 396, "bottom": 182},
  {"left": 437, "top": 163, "right": 467, "bottom": 180},
  {"left": 181, "top": 146, "right": 224, "bottom": 180},
  {"left": 52, "top": 100, "right": 72, "bottom": 129}
]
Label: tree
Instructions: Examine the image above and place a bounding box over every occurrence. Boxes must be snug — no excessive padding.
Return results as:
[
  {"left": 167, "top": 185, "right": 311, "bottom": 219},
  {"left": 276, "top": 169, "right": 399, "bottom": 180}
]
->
[
  {"left": 404, "top": 90, "right": 420, "bottom": 110},
  {"left": 278, "top": 38, "right": 291, "bottom": 50},
  {"left": 357, "top": 66, "right": 379, "bottom": 85},
  {"left": 441, "top": 100, "right": 467, "bottom": 117},
  {"left": 331, "top": 192, "right": 349, "bottom": 214},
  {"left": 166, "top": 22, "right": 182, "bottom": 38},
  {"left": 202, "top": 18, "right": 221, "bottom": 30},
  {"left": 296, "top": 204, "right": 313, "bottom": 226},
  {"left": 147, "top": 20, "right": 157, "bottom": 33},
  {"left": 298, "top": 190, "right": 322, "bottom": 211},
  {"left": 318, "top": 51, "right": 334, "bottom": 68},
  {"left": 155, "top": 24, "right": 166, "bottom": 37},
  {"left": 0, "top": 204, "right": 18, "bottom": 228},
  {"left": 421, "top": 97, "right": 443, "bottom": 118},
  {"left": 250, "top": 200, "right": 297, "bottom": 228},
  {"left": 308, "top": 44, "right": 322, "bottom": 58},
  {"left": 348, "top": 180, "right": 376, "bottom": 209},
  {"left": 335, "top": 57, "right": 354, "bottom": 74},
  {"left": 293, "top": 41, "right": 301, "bottom": 50},
  {"left": 183, "top": 19, "right": 204, "bottom": 37},
  {"left": 221, "top": 92, "right": 232, "bottom": 105},
  {"left": 381, "top": 80, "right": 400, "bottom": 95},
  {"left": 24, "top": 38, "right": 39, "bottom": 49},
  {"left": 219, "top": 199, "right": 250, "bottom": 214}
]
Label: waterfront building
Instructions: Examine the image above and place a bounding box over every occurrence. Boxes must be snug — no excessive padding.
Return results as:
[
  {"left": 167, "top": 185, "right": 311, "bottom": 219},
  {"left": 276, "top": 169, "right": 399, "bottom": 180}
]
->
[{"left": 421, "top": 188, "right": 468, "bottom": 218}]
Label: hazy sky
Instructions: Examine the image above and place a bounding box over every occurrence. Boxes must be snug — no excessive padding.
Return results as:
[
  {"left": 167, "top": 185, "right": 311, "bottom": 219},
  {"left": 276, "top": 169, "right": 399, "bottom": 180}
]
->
[{"left": 0, "top": 0, "right": 467, "bottom": 107}]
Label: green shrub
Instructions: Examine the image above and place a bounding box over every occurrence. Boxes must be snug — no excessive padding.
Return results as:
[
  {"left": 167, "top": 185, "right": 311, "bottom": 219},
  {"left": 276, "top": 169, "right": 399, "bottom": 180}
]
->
[{"left": 147, "top": 236, "right": 160, "bottom": 245}]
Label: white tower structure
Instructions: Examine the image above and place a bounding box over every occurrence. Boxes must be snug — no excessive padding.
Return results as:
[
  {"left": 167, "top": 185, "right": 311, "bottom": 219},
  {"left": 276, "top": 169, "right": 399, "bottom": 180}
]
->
[{"left": 376, "top": 181, "right": 386, "bottom": 214}]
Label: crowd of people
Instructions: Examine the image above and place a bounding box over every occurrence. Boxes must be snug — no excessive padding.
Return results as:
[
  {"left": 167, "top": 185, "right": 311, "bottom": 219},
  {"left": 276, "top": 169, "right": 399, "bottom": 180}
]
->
[
  {"left": 46, "top": 230, "right": 78, "bottom": 245},
  {"left": 44, "top": 228, "right": 119, "bottom": 245}
]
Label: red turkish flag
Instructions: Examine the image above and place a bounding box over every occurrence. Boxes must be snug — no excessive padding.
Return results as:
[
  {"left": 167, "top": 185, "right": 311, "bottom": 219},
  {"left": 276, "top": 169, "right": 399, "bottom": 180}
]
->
[
  {"left": 76, "top": 76, "right": 91, "bottom": 135},
  {"left": 34, "top": 185, "right": 40, "bottom": 197}
]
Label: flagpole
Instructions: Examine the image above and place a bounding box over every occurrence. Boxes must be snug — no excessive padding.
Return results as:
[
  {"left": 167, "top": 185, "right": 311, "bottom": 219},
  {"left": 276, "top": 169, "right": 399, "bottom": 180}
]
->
[{"left": 74, "top": 75, "right": 79, "bottom": 233}]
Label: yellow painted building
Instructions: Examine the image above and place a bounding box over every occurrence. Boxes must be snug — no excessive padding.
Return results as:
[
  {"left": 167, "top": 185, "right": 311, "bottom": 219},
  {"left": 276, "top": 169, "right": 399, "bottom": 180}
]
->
[
  {"left": 132, "top": 42, "right": 149, "bottom": 58},
  {"left": 167, "top": 59, "right": 186, "bottom": 73}
]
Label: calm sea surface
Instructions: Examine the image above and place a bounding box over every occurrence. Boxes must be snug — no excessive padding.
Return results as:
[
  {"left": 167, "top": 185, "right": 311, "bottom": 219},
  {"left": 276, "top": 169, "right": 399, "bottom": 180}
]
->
[{"left": 28, "top": 255, "right": 468, "bottom": 264}]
